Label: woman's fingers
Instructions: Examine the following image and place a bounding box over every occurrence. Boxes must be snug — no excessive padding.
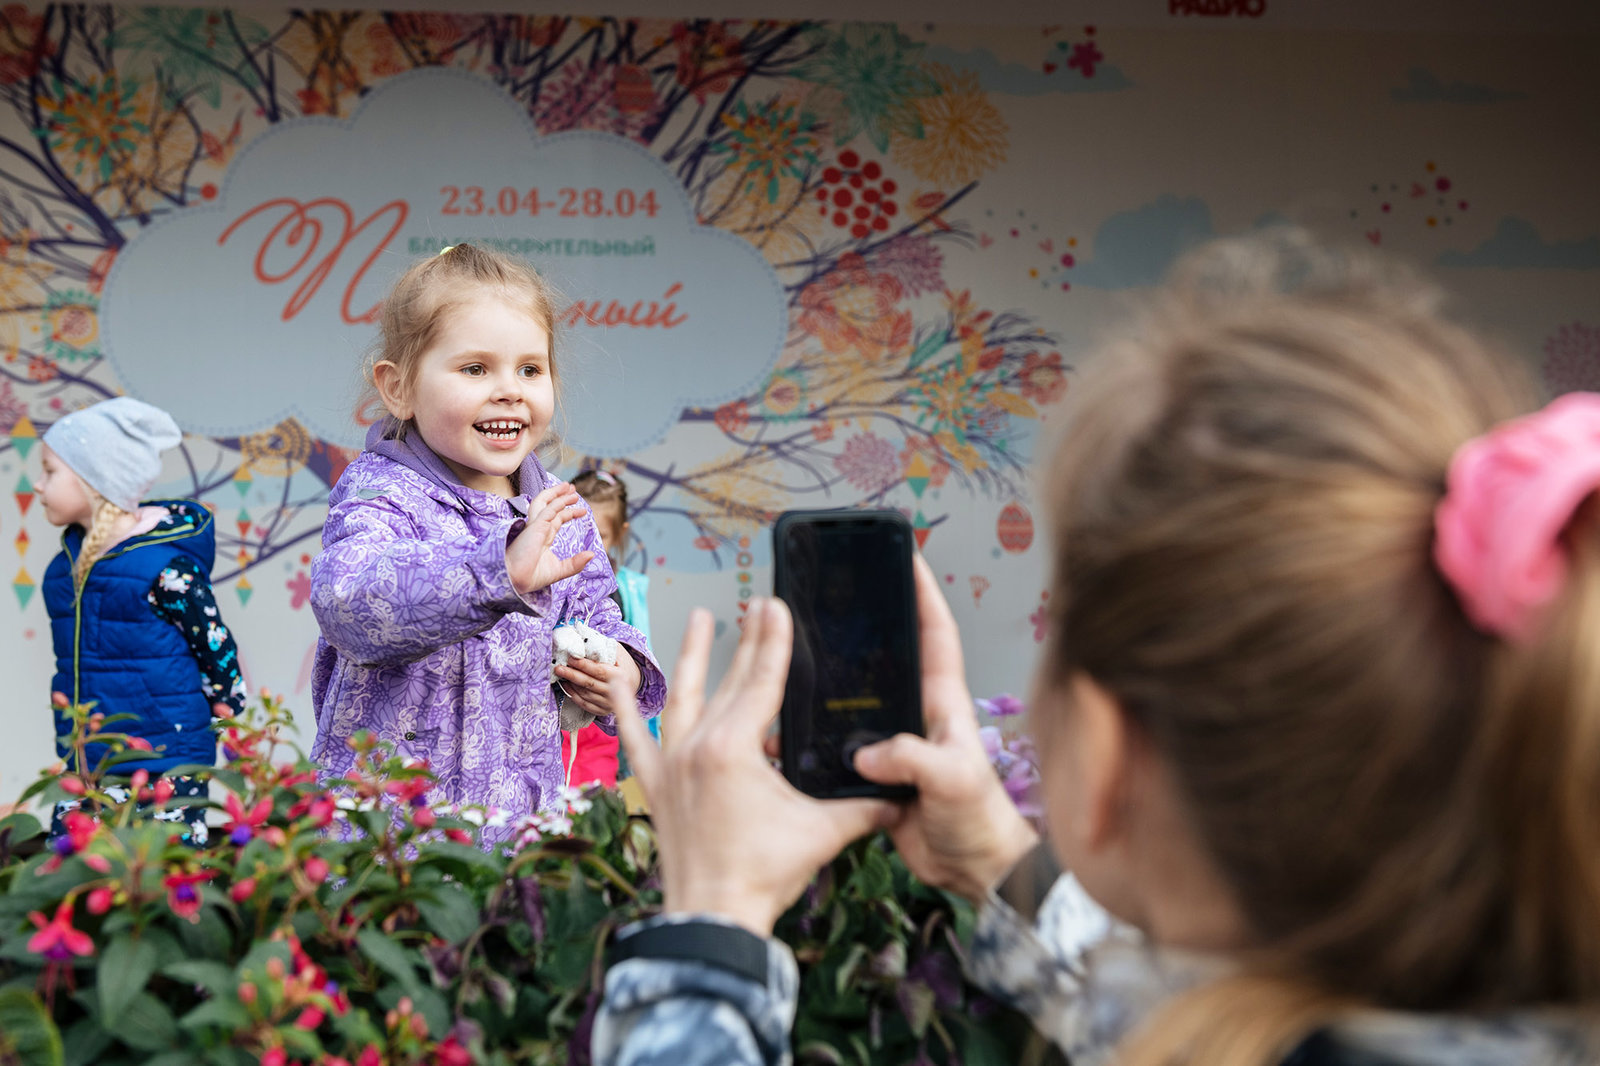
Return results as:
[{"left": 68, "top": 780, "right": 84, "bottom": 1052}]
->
[
  {"left": 853, "top": 732, "right": 945, "bottom": 789},
  {"left": 661, "top": 608, "right": 715, "bottom": 744},
  {"left": 913, "top": 556, "right": 978, "bottom": 743},
  {"left": 611, "top": 678, "right": 661, "bottom": 795}
]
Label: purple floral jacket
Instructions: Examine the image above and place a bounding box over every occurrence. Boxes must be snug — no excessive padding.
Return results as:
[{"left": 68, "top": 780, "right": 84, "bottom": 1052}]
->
[{"left": 310, "top": 424, "right": 664, "bottom": 845}]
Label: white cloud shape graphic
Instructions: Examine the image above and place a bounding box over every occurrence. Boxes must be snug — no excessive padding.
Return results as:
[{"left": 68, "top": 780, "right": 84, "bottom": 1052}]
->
[{"left": 102, "top": 67, "right": 787, "bottom": 455}]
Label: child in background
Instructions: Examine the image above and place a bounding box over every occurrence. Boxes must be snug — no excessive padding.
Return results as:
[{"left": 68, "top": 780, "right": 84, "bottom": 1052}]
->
[
  {"left": 39, "top": 398, "right": 246, "bottom": 845},
  {"left": 595, "top": 234, "right": 1600, "bottom": 1066},
  {"left": 563, "top": 469, "right": 656, "bottom": 787},
  {"left": 310, "top": 244, "right": 665, "bottom": 846}
]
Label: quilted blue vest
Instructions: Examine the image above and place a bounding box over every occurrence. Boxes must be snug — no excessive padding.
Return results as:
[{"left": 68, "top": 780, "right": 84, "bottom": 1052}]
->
[{"left": 43, "top": 501, "right": 218, "bottom": 775}]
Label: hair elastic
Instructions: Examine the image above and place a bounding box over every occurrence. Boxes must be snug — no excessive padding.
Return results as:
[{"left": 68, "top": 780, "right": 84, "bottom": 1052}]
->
[{"left": 1434, "top": 391, "right": 1600, "bottom": 643}]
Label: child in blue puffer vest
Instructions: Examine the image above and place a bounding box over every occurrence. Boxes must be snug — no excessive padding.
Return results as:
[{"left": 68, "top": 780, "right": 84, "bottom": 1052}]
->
[{"left": 38, "top": 398, "right": 247, "bottom": 845}]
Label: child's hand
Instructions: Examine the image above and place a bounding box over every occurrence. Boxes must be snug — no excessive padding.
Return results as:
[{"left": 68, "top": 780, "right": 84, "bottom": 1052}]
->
[
  {"left": 508, "top": 483, "right": 595, "bottom": 596},
  {"left": 554, "top": 651, "right": 642, "bottom": 719}
]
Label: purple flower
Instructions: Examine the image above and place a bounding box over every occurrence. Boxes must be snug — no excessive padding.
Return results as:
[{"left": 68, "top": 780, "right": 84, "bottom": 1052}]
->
[
  {"left": 975, "top": 693, "right": 1025, "bottom": 718},
  {"left": 229, "top": 825, "right": 253, "bottom": 846}
]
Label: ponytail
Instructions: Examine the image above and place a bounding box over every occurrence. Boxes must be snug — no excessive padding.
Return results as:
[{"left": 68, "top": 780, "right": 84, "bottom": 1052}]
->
[{"left": 1476, "top": 504, "right": 1600, "bottom": 1001}]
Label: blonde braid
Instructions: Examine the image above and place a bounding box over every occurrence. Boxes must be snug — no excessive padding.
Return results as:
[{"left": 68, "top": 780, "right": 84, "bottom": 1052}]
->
[{"left": 73, "top": 494, "right": 132, "bottom": 589}]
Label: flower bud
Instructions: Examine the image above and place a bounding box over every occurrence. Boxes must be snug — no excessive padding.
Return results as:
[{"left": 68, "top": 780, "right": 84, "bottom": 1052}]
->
[
  {"left": 304, "top": 856, "right": 329, "bottom": 884},
  {"left": 86, "top": 887, "right": 113, "bottom": 914},
  {"left": 153, "top": 778, "right": 175, "bottom": 803},
  {"left": 58, "top": 777, "right": 85, "bottom": 796},
  {"left": 266, "top": 956, "right": 286, "bottom": 980},
  {"left": 238, "top": 981, "right": 257, "bottom": 1005},
  {"left": 230, "top": 878, "right": 258, "bottom": 903},
  {"left": 129, "top": 769, "right": 149, "bottom": 790}
]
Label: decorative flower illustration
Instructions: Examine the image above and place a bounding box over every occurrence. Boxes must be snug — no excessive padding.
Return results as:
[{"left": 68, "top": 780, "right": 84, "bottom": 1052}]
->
[
  {"left": 834, "top": 432, "right": 900, "bottom": 493},
  {"left": 40, "top": 290, "right": 99, "bottom": 363},
  {"left": 801, "top": 23, "right": 936, "bottom": 150},
  {"left": 112, "top": 8, "right": 270, "bottom": 107},
  {"left": 37, "top": 73, "right": 149, "bottom": 182},
  {"left": 535, "top": 60, "right": 662, "bottom": 141},
  {"left": 891, "top": 65, "right": 1008, "bottom": 187},
  {"left": 1018, "top": 350, "right": 1068, "bottom": 406},
  {"left": 0, "top": 4, "right": 54, "bottom": 86},
  {"left": 870, "top": 236, "right": 945, "bottom": 297},
  {"left": 1066, "top": 40, "right": 1104, "bottom": 78},
  {"left": 796, "top": 253, "right": 913, "bottom": 360},
  {"left": 762, "top": 369, "right": 807, "bottom": 421},
  {"left": 712, "top": 98, "right": 820, "bottom": 203},
  {"left": 672, "top": 21, "right": 747, "bottom": 103}
]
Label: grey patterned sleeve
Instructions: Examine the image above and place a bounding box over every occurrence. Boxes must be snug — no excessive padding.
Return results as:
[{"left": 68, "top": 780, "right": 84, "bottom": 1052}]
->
[
  {"left": 593, "top": 915, "right": 799, "bottom": 1066},
  {"left": 966, "top": 883, "right": 1226, "bottom": 1066}
]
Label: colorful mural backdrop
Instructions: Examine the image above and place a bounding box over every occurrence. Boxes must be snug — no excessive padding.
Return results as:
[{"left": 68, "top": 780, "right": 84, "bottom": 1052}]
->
[{"left": 0, "top": 6, "right": 1594, "bottom": 785}]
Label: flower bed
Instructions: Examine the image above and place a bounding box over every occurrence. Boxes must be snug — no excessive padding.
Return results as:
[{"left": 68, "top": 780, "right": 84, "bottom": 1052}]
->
[{"left": 0, "top": 698, "right": 1043, "bottom": 1066}]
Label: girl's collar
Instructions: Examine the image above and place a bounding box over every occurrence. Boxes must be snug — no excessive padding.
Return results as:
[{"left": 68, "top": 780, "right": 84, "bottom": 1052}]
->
[{"left": 364, "top": 418, "right": 551, "bottom": 516}]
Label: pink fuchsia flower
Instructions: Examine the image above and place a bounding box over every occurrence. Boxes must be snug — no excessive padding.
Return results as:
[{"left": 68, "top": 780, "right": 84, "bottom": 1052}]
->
[
  {"left": 223, "top": 793, "right": 273, "bottom": 845},
  {"left": 124, "top": 735, "right": 152, "bottom": 752},
  {"left": 294, "top": 1005, "right": 326, "bottom": 1030},
  {"left": 434, "top": 1036, "right": 473, "bottom": 1066},
  {"left": 357, "top": 1045, "right": 382, "bottom": 1066},
  {"left": 303, "top": 855, "right": 330, "bottom": 884},
  {"left": 85, "top": 887, "right": 113, "bottom": 915},
  {"left": 153, "top": 777, "right": 174, "bottom": 803},
  {"left": 260, "top": 1049, "right": 287, "bottom": 1066},
  {"left": 27, "top": 902, "right": 94, "bottom": 961},
  {"left": 230, "top": 877, "right": 258, "bottom": 903},
  {"left": 52, "top": 810, "right": 98, "bottom": 857},
  {"left": 288, "top": 793, "right": 336, "bottom": 828},
  {"left": 163, "top": 870, "right": 217, "bottom": 920},
  {"left": 412, "top": 807, "right": 436, "bottom": 830}
]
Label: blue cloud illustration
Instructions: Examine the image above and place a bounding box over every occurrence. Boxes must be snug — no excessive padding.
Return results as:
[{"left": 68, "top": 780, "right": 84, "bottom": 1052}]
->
[
  {"left": 101, "top": 68, "right": 787, "bottom": 455},
  {"left": 1437, "top": 217, "right": 1600, "bottom": 270},
  {"left": 922, "top": 44, "right": 1131, "bottom": 96},
  {"left": 1071, "top": 196, "right": 1216, "bottom": 289},
  {"left": 1391, "top": 68, "right": 1525, "bottom": 104}
]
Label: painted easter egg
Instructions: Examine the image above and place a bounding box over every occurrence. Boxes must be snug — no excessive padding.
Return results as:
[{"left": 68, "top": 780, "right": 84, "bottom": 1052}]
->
[{"left": 997, "top": 502, "right": 1033, "bottom": 553}]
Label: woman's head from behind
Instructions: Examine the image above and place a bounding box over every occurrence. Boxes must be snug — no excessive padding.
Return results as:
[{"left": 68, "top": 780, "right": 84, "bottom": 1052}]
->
[
  {"left": 368, "top": 244, "right": 562, "bottom": 494},
  {"left": 1032, "top": 233, "right": 1599, "bottom": 1055}
]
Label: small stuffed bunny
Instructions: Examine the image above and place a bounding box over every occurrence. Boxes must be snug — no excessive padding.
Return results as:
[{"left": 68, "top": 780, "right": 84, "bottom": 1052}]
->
[
  {"left": 552, "top": 620, "right": 619, "bottom": 668},
  {"left": 553, "top": 620, "right": 621, "bottom": 733}
]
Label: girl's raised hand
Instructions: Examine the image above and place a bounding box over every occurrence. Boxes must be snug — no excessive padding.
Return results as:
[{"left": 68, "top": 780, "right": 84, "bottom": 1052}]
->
[{"left": 507, "top": 483, "right": 595, "bottom": 596}]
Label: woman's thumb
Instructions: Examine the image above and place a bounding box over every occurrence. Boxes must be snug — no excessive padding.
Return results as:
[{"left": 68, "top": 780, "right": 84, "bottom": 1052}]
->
[{"left": 853, "top": 733, "right": 942, "bottom": 789}]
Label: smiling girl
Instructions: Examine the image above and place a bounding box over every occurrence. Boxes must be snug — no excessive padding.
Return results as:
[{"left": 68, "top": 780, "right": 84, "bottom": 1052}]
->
[{"left": 309, "top": 244, "right": 664, "bottom": 843}]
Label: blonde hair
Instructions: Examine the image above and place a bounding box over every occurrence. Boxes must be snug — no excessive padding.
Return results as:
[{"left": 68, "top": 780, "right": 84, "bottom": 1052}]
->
[
  {"left": 1043, "top": 232, "right": 1600, "bottom": 1065},
  {"left": 363, "top": 242, "right": 565, "bottom": 464},
  {"left": 74, "top": 491, "right": 132, "bottom": 589}
]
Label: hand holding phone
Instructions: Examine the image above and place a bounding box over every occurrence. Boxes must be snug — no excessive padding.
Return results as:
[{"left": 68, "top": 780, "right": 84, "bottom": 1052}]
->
[{"left": 773, "top": 510, "right": 924, "bottom": 800}]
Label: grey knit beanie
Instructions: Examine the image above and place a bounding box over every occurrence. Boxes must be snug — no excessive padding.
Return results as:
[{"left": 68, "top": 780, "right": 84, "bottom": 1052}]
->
[{"left": 42, "top": 398, "right": 182, "bottom": 512}]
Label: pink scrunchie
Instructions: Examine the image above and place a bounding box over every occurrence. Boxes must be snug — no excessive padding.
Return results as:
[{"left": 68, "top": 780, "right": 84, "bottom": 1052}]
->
[{"left": 1434, "top": 391, "right": 1600, "bottom": 643}]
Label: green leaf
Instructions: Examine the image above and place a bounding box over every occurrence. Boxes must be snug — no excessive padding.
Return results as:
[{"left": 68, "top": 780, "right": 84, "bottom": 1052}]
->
[
  {"left": 418, "top": 840, "right": 504, "bottom": 877},
  {"left": 0, "top": 988, "right": 62, "bottom": 1066},
  {"left": 161, "top": 959, "right": 236, "bottom": 996},
  {"left": 0, "top": 811, "right": 43, "bottom": 844},
  {"left": 116, "top": 992, "right": 178, "bottom": 1052},
  {"left": 178, "top": 994, "right": 251, "bottom": 1033},
  {"left": 98, "top": 936, "right": 158, "bottom": 1027},
  {"left": 59, "top": 1019, "right": 111, "bottom": 1065},
  {"left": 355, "top": 928, "right": 417, "bottom": 986},
  {"left": 416, "top": 884, "right": 482, "bottom": 944}
]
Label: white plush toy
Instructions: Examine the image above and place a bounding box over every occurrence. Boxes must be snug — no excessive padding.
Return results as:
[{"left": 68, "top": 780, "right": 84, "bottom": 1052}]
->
[
  {"left": 552, "top": 620, "right": 621, "bottom": 735},
  {"left": 551, "top": 620, "right": 620, "bottom": 668}
]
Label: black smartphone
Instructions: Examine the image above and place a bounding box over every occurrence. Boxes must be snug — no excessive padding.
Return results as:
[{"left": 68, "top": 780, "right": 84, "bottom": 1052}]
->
[{"left": 773, "top": 509, "right": 922, "bottom": 800}]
